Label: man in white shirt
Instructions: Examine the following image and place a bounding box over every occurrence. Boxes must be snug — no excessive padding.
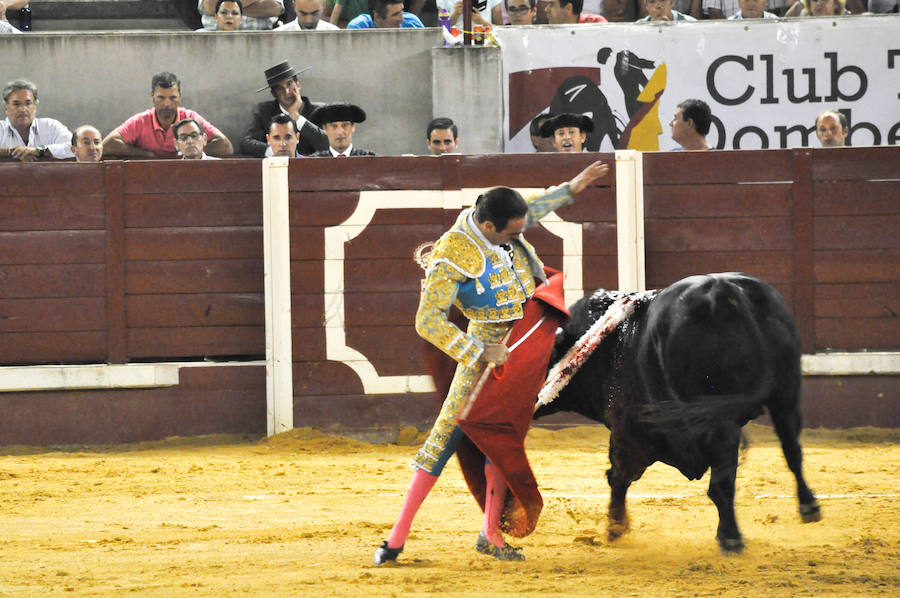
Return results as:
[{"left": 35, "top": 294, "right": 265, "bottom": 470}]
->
[
  {"left": 275, "top": 0, "right": 339, "bottom": 28},
  {"left": 309, "top": 103, "right": 375, "bottom": 157},
  {"left": 0, "top": 79, "right": 74, "bottom": 161}
]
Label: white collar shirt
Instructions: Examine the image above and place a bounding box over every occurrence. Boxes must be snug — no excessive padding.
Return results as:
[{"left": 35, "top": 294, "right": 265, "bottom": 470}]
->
[
  {"left": 329, "top": 145, "right": 353, "bottom": 157},
  {"left": 274, "top": 18, "right": 340, "bottom": 30},
  {"left": 0, "top": 117, "right": 75, "bottom": 159}
]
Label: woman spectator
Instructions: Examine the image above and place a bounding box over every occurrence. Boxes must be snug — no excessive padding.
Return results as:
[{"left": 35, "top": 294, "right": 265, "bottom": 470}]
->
[
  {"left": 213, "top": 0, "right": 244, "bottom": 29},
  {"left": 785, "top": 0, "right": 854, "bottom": 16}
]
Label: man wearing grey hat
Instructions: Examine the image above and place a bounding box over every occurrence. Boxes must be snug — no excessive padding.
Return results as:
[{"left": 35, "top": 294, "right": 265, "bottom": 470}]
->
[
  {"left": 309, "top": 103, "right": 375, "bottom": 157},
  {"left": 239, "top": 60, "right": 329, "bottom": 157},
  {"left": 539, "top": 113, "right": 594, "bottom": 153}
]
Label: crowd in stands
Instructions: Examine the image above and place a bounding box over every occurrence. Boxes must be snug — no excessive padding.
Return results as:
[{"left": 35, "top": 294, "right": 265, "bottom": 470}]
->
[
  {"left": 0, "top": 71, "right": 851, "bottom": 164},
  {"left": 0, "top": 0, "right": 887, "bottom": 159},
  {"left": 0, "top": 0, "right": 896, "bottom": 33}
]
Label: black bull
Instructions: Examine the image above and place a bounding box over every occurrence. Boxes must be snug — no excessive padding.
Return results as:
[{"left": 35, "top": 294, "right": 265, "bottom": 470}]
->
[{"left": 423, "top": 272, "right": 823, "bottom": 552}]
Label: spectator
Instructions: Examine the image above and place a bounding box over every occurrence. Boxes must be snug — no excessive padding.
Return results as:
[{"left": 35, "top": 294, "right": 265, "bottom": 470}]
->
[
  {"left": 669, "top": 99, "right": 712, "bottom": 151},
  {"left": 71, "top": 125, "right": 103, "bottom": 162},
  {"left": 728, "top": 0, "right": 779, "bottom": 16},
  {"left": 815, "top": 109, "right": 848, "bottom": 147},
  {"left": 867, "top": 0, "right": 897, "bottom": 11},
  {"left": 598, "top": 0, "right": 644, "bottom": 20},
  {"left": 0, "top": 79, "right": 73, "bottom": 162},
  {"left": 547, "top": 0, "right": 608, "bottom": 21},
  {"left": 637, "top": 0, "right": 697, "bottom": 19},
  {"left": 207, "top": 0, "right": 244, "bottom": 29},
  {"left": 784, "top": 0, "right": 851, "bottom": 15},
  {"left": 103, "top": 72, "right": 233, "bottom": 159},
  {"left": 267, "top": 113, "right": 303, "bottom": 157},
  {"left": 505, "top": 0, "right": 537, "bottom": 22},
  {"left": 346, "top": 0, "right": 425, "bottom": 27},
  {"left": 539, "top": 113, "right": 594, "bottom": 153},
  {"left": 198, "top": 0, "right": 284, "bottom": 29},
  {"left": 530, "top": 113, "right": 555, "bottom": 152},
  {"left": 703, "top": 0, "right": 739, "bottom": 17},
  {"left": 439, "top": 0, "right": 503, "bottom": 30},
  {"left": 327, "top": 0, "right": 367, "bottom": 26},
  {"left": 426, "top": 117, "right": 460, "bottom": 155},
  {"left": 309, "top": 103, "right": 375, "bottom": 156},
  {"left": 0, "top": 1, "right": 22, "bottom": 32},
  {"left": 173, "top": 118, "right": 220, "bottom": 159},
  {"left": 276, "top": 0, "right": 340, "bottom": 28},
  {"left": 240, "top": 61, "right": 328, "bottom": 157}
]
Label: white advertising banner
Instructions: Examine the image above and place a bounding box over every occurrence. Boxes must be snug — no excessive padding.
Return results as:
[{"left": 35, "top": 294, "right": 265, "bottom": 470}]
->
[{"left": 493, "top": 17, "right": 900, "bottom": 152}]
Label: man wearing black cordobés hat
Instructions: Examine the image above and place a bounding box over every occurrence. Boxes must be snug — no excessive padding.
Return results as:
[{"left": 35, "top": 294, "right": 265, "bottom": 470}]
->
[
  {"left": 309, "top": 103, "right": 375, "bottom": 157},
  {"left": 239, "top": 60, "right": 329, "bottom": 158}
]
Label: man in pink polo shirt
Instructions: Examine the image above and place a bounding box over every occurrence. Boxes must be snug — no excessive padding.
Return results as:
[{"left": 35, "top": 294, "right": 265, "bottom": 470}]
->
[{"left": 102, "top": 72, "right": 233, "bottom": 159}]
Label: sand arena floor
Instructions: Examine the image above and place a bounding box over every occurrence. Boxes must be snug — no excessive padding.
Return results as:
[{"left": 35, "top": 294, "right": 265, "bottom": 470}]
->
[{"left": 0, "top": 424, "right": 898, "bottom": 597}]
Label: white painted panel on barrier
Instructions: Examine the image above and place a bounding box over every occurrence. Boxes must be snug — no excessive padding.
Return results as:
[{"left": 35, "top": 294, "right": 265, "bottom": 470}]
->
[{"left": 262, "top": 157, "right": 293, "bottom": 436}]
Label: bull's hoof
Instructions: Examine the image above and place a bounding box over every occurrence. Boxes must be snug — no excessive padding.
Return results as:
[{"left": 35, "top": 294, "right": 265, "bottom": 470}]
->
[
  {"left": 800, "top": 501, "right": 823, "bottom": 523},
  {"left": 717, "top": 535, "right": 745, "bottom": 554},
  {"left": 607, "top": 518, "right": 630, "bottom": 540}
]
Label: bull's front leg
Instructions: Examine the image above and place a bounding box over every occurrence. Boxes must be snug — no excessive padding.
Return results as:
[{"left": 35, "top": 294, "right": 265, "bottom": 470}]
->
[
  {"left": 707, "top": 424, "right": 743, "bottom": 553},
  {"left": 605, "top": 431, "right": 648, "bottom": 541}
]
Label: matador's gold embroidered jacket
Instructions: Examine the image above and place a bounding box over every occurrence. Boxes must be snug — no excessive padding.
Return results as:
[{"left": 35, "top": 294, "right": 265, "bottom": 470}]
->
[{"left": 414, "top": 183, "right": 574, "bottom": 368}]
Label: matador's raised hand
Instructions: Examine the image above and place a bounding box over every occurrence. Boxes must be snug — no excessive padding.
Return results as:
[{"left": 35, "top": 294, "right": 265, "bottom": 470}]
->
[{"left": 568, "top": 160, "right": 610, "bottom": 195}]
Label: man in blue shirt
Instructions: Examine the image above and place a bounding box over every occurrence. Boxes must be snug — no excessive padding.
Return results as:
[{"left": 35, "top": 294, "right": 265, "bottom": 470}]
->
[{"left": 346, "top": 0, "right": 424, "bottom": 27}]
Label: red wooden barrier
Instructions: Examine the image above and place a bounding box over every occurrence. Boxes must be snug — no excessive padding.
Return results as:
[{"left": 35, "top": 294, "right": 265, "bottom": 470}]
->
[{"left": 0, "top": 148, "right": 896, "bottom": 444}]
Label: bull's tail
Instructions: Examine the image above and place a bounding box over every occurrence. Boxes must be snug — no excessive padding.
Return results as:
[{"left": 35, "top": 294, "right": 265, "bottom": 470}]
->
[{"left": 639, "top": 391, "right": 768, "bottom": 434}]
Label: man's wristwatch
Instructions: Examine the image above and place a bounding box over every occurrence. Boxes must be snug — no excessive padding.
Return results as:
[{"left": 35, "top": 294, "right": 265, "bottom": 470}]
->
[{"left": 37, "top": 146, "right": 48, "bottom": 158}]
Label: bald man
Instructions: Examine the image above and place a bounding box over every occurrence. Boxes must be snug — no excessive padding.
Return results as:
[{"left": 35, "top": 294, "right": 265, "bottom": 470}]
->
[{"left": 71, "top": 125, "right": 103, "bottom": 162}]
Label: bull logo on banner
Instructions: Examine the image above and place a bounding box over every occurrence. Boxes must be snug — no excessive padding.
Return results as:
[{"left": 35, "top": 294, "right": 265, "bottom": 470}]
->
[{"left": 508, "top": 47, "right": 667, "bottom": 151}]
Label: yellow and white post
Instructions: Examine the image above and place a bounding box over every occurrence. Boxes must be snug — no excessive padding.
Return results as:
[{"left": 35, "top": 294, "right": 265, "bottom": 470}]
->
[
  {"left": 262, "top": 157, "right": 293, "bottom": 436},
  {"left": 614, "top": 150, "right": 647, "bottom": 292}
]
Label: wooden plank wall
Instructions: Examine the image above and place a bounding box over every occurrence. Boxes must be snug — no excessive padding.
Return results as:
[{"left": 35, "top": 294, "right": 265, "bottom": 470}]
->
[
  {"left": 122, "top": 160, "right": 266, "bottom": 361},
  {"left": 641, "top": 149, "right": 797, "bottom": 302},
  {"left": 0, "top": 149, "right": 897, "bottom": 443},
  {"left": 0, "top": 163, "right": 109, "bottom": 364},
  {"left": 808, "top": 147, "right": 900, "bottom": 351}
]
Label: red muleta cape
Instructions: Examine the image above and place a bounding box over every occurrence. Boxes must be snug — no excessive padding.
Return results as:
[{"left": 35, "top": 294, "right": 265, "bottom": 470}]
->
[{"left": 456, "top": 270, "right": 569, "bottom": 538}]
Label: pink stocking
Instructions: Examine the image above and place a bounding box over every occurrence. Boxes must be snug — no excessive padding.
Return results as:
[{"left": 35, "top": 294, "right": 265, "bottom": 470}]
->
[
  {"left": 386, "top": 468, "right": 438, "bottom": 549},
  {"left": 481, "top": 461, "right": 508, "bottom": 548}
]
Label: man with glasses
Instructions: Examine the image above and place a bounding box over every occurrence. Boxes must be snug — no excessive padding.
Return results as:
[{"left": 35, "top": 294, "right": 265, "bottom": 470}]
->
[
  {"left": 173, "top": 118, "right": 220, "bottom": 160},
  {"left": 505, "top": 0, "right": 536, "bottom": 23},
  {"left": 0, "top": 79, "right": 73, "bottom": 162}
]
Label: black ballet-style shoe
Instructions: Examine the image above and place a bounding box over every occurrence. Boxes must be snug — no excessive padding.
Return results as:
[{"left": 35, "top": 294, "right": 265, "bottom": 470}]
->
[
  {"left": 475, "top": 532, "right": 525, "bottom": 561},
  {"left": 373, "top": 541, "right": 403, "bottom": 565}
]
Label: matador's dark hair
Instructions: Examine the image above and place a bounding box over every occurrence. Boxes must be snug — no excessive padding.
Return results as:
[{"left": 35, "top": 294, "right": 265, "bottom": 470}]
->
[{"left": 474, "top": 187, "right": 527, "bottom": 233}]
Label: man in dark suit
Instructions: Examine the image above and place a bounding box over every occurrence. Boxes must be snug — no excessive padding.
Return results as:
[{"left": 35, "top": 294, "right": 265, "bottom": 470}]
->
[
  {"left": 239, "top": 60, "right": 329, "bottom": 157},
  {"left": 309, "top": 103, "right": 375, "bottom": 157}
]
